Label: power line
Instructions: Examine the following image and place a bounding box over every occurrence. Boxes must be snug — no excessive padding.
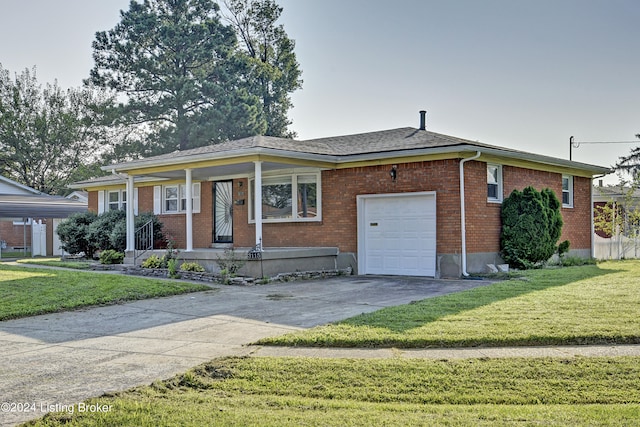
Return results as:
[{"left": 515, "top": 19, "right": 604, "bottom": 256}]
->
[
  {"left": 573, "top": 141, "right": 638, "bottom": 145},
  {"left": 569, "top": 136, "right": 639, "bottom": 160}
]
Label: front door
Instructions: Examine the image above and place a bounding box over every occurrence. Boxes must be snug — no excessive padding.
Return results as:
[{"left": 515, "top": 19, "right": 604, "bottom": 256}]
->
[{"left": 213, "top": 181, "right": 233, "bottom": 243}]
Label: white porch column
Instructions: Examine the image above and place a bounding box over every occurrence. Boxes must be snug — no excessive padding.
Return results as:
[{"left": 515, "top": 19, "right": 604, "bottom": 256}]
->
[
  {"left": 126, "top": 175, "right": 135, "bottom": 252},
  {"left": 254, "top": 161, "right": 263, "bottom": 248},
  {"left": 185, "top": 168, "right": 193, "bottom": 251}
]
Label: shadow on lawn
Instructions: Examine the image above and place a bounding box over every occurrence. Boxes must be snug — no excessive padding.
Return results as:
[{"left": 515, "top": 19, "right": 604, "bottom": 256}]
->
[{"left": 338, "top": 265, "right": 620, "bottom": 336}]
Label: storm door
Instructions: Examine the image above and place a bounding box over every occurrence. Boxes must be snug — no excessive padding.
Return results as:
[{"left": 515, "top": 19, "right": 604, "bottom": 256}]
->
[{"left": 213, "top": 181, "right": 233, "bottom": 243}]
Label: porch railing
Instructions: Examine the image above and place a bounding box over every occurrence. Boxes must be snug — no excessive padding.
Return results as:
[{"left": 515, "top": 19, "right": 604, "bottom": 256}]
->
[{"left": 134, "top": 220, "right": 154, "bottom": 264}]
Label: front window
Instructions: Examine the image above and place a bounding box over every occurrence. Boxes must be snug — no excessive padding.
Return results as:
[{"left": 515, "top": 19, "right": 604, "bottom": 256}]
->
[
  {"left": 108, "top": 190, "right": 126, "bottom": 211},
  {"left": 162, "top": 183, "right": 200, "bottom": 214},
  {"left": 250, "top": 172, "right": 321, "bottom": 222},
  {"left": 165, "top": 186, "right": 179, "bottom": 212},
  {"left": 262, "top": 176, "right": 293, "bottom": 219},
  {"left": 487, "top": 164, "right": 503, "bottom": 202},
  {"left": 297, "top": 175, "right": 318, "bottom": 218},
  {"left": 562, "top": 175, "right": 573, "bottom": 207}
]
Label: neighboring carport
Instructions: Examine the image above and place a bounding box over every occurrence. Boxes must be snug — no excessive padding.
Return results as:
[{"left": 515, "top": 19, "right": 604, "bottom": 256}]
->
[{"left": 0, "top": 194, "right": 87, "bottom": 256}]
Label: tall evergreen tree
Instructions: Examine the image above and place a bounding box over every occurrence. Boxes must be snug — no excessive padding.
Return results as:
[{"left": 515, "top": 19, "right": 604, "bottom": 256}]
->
[
  {"left": 88, "top": 0, "right": 267, "bottom": 153},
  {"left": 223, "top": 0, "right": 302, "bottom": 138}
]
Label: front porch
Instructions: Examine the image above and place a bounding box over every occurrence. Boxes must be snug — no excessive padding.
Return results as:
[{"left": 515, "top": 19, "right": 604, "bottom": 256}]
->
[{"left": 125, "top": 247, "right": 354, "bottom": 278}]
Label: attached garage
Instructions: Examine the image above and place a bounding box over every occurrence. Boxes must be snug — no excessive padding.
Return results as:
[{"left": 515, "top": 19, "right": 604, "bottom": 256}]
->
[{"left": 357, "top": 192, "right": 437, "bottom": 277}]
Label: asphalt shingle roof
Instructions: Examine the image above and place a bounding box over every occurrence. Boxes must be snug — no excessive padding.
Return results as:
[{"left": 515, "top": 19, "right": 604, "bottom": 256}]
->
[
  {"left": 83, "top": 127, "right": 610, "bottom": 186},
  {"left": 112, "top": 128, "right": 487, "bottom": 167}
]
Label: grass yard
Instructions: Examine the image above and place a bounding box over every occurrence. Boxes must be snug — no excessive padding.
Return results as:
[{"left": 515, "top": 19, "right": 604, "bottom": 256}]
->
[
  {"left": 0, "top": 263, "right": 210, "bottom": 320},
  {"left": 259, "top": 261, "right": 640, "bottom": 348},
  {"left": 29, "top": 356, "right": 640, "bottom": 426},
  {"left": 16, "top": 260, "right": 640, "bottom": 426}
]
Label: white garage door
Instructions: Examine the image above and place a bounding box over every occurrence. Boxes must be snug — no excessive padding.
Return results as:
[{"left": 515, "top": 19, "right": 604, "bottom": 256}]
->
[{"left": 357, "top": 192, "right": 436, "bottom": 277}]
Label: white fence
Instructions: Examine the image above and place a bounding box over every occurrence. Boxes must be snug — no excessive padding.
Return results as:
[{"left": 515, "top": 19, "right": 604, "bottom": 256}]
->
[{"left": 594, "top": 234, "right": 640, "bottom": 260}]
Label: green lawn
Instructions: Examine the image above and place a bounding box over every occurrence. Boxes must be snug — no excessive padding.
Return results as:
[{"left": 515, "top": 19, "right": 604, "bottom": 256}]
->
[
  {"left": 0, "top": 263, "right": 210, "bottom": 320},
  {"left": 17, "top": 260, "right": 640, "bottom": 426},
  {"left": 259, "top": 261, "right": 640, "bottom": 348},
  {"left": 30, "top": 357, "right": 640, "bottom": 426}
]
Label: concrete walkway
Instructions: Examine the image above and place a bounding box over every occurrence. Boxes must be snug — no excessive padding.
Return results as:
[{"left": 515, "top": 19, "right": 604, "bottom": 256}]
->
[
  {"left": 251, "top": 344, "right": 640, "bottom": 359},
  {"left": 1, "top": 272, "right": 639, "bottom": 426}
]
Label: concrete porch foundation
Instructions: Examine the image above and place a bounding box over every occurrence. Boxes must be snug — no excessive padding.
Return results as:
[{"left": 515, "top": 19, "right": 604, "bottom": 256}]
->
[{"left": 125, "top": 247, "right": 344, "bottom": 278}]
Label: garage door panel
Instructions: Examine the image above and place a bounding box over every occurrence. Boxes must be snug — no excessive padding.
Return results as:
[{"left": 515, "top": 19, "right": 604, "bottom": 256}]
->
[{"left": 358, "top": 192, "right": 436, "bottom": 277}]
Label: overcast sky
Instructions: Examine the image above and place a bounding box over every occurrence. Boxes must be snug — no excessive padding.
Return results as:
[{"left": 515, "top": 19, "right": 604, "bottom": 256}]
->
[{"left": 1, "top": 0, "right": 638, "bottom": 183}]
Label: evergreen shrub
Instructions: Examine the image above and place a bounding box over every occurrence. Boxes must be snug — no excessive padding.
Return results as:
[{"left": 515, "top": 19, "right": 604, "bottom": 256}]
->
[{"left": 500, "top": 186, "right": 563, "bottom": 269}]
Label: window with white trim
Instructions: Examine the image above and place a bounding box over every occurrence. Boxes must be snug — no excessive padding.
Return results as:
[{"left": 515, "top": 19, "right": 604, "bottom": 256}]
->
[
  {"left": 157, "top": 183, "right": 201, "bottom": 214},
  {"left": 562, "top": 175, "right": 573, "bottom": 208},
  {"left": 98, "top": 189, "right": 137, "bottom": 214},
  {"left": 164, "top": 186, "right": 179, "bottom": 212},
  {"left": 250, "top": 172, "right": 321, "bottom": 222},
  {"left": 108, "top": 190, "right": 126, "bottom": 211},
  {"left": 487, "top": 164, "right": 503, "bottom": 202}
]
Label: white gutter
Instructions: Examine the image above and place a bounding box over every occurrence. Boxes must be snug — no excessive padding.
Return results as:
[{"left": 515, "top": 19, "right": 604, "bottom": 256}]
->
[
  {"left": 591, "top": 173, "right": 609, "bottom": 259},
  {"left": 459, "top": 151, "right": 482, "bottom": 277}
]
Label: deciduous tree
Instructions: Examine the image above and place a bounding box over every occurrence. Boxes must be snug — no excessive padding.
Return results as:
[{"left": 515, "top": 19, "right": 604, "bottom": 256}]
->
[{"left": 0, "top": 65, "right": 111, "bottom": 195}]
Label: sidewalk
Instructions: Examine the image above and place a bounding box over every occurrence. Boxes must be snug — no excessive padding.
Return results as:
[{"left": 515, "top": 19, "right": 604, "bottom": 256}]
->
[{"left": 249, "top": 343, "right": 640, "bottom": 359}]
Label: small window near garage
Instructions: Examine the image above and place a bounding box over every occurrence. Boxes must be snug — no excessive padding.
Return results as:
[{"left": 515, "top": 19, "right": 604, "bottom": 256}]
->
[
  {"left": 487, "top": 164, "right": 503, "bottom": 202},
  {"left": 562, "top": 175, "right": 573, "bottom": 208}
]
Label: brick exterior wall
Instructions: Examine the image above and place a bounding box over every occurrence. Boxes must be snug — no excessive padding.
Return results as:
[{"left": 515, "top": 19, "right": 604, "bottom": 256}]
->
[
  {"left": 0, "top": 221, "right": 32, "bottom": 249},
  {"left": 135, "top": 182, "right": 214, "bottom": 249},
  {"left": 234, "top": 160, "right": 464, "bottom": 254},
  {"left": 233, "top": 160, "right": 592, "bottom": 255},
  {"left": 85, "top": 160, "right": 593, "bottom": 257},
  {"left": 463, "top": 161, "right": 591, "bottom": 254}
]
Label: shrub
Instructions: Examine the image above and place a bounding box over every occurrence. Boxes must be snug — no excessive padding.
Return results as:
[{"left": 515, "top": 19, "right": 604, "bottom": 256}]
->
[
  {"left": 56, "top": 211, "right": 98, "bottom": 256},
  {"left": 109, "top": 211, "right": 165, "bottom": 253},
  {"left": 216, "top": 248, "right": 246, "bottom": 276},
  {"left": 167, "top": 258, "right": 179, "bottom": 278},
  {"left": 99, "top": 249, "right": 124, "bottom": 265},
  {"left": 500, "top": 186, "right": 563, "bottom": 269},
  {"left": 88, "top": 209, "right": 126, "bottom": 251},
  {"left": 180, "top": 262, "right": 205, "bottom": 272},
  {"left": 558, "top": 240, "right": 570, "bottom": 259},
  {"left": 59, "top": 210, "right": 165, "bottom": 256},
  {"left": 142, "top": 254, "right": 164, "bottom": 269},
  {"left": 109, "top": 220, "right": 127, "bottom": 252}
]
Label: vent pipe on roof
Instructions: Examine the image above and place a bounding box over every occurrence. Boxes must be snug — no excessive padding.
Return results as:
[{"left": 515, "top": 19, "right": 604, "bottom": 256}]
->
[{"left": 419, "top": 110, "right": 426, "bottom": 130}]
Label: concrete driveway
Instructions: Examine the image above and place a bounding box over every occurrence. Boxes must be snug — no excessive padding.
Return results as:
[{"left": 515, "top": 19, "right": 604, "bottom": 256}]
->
[{"left": 0, "top": 275, "right": 489, "bottom": 426}]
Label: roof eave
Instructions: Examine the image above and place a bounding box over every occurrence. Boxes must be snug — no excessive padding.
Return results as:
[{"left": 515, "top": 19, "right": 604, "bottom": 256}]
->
[
  {"left": 96, "top": 141, "right": 611, "bottom": 180},
  {"left": 473, "top": 145, "right": 612, "bottom": 175},
  {"left": 101, "top": 146, "right": 338, "bottom": 173}
]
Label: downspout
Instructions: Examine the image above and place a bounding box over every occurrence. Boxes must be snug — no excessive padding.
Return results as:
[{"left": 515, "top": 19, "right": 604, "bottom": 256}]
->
[
  {"left": 459, "top": 151, "right": 482, "bottom": 277},
  {"left": 591, "top": 173, "right": 608, "bottom": 260}
]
